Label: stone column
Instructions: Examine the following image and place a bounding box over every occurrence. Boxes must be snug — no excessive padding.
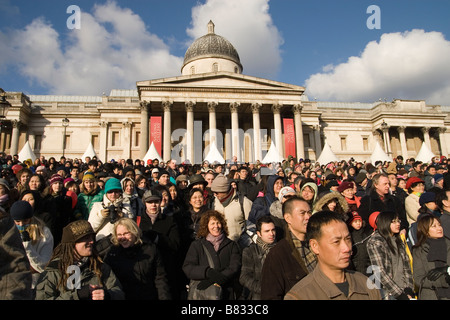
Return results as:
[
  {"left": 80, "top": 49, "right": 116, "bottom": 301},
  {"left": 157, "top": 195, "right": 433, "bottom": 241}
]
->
[
  {"left": 397, "top": 126, "right": 408, "bottom": 158},
  {"left": 421, "top": 127, "right": 432, "bottom": 151},
  {"left": 207, "top": 102, "right": 218, "bottom": 146},
  {"left": 251, "top": 103, "right": 262, "bottom": 162},
  {"left": 230, "top": 102, "right": 240, "bottom": 162},
  {"left": 99, "top": 121, "right": 109, "bottom": 162},
  {"left": 313, "top": 124, "right": 322, "bottom": 159},
  {"left": 185, "top": 101, "right": 195, "bottom": 164},
  {"left": 10, "top": 120, "right": 20, "bottom": 156},
  {"left": 139, "top": 101, "right": 149, "bottom": 159},
  {"left": 122, "top": 121, "right": 132, "bottom": 160},
  {"left": 162, "top": 101, "right": 172, "bottom": 162},
  {"left": 438, "top": 127, "right": 448, "bottom": 157},
  {"left": 381, "top": 124, "right": 391, "bottom": 155},
  {"left": 272, "top": 104, "right": 283, "bottom": 156},
  {"left": 293, "top": 104, "right": 305, "bottom": 160}
]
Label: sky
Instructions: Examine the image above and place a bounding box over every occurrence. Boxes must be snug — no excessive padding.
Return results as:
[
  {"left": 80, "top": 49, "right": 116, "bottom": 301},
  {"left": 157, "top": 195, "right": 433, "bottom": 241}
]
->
[{"left": 1, "top": 0, "right": 450, "bottom": 105}]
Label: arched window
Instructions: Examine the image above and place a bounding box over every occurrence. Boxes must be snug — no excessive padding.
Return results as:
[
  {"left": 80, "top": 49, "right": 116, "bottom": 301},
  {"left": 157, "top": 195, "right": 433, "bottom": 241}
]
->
[
  {"left": 234, "top": 67, "right": 239, "bottom": 74},
  {"left": 212, "top": 63, "right": 219, "bottom": 72},
  {"left": 190, "top": 66, "right": 195, "bottom": 75}
]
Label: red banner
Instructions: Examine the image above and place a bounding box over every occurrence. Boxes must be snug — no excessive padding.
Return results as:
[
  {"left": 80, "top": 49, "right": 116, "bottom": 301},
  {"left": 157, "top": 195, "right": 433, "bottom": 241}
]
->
[
  {"left": 150, "top": 116, "right": 162, "bottom": 156},
  {"left": 283, "top": 118, "right": 296, "bottom": 158}
]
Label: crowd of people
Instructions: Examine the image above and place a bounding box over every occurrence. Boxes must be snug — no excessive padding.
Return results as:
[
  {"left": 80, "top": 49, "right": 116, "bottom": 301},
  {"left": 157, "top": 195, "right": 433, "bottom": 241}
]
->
[{"left": 2, "top": 152, "right": 450, "bottom": 300}]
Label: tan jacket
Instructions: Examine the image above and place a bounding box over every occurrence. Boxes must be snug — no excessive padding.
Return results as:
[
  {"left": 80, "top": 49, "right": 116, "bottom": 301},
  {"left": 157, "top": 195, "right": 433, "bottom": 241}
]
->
[{"left": 284, "top": 265, "right": 381, "bottom": 300}]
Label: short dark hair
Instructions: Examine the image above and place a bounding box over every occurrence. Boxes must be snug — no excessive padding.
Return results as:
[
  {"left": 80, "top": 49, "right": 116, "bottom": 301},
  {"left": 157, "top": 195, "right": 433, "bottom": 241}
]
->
[
  {"left": 282, "top": 196, "right": 308, "bottom": 216},
  {"left": 306, "top": 210, "right": 346, "bottom": 242},
  {"left": 256, "top": 215, "right": 275, "bottom": 233}
]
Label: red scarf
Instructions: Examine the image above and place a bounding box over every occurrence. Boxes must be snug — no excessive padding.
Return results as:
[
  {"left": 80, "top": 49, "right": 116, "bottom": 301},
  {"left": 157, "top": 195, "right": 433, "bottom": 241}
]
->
[{"left": 345, "top": 196, "right": 361, "bottom": 208}]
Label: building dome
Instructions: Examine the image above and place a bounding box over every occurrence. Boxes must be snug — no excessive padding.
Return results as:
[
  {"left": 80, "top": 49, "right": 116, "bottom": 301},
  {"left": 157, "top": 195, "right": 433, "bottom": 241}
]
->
[{"left": 182, "top": 21, "right": 243, "bottom": 75}]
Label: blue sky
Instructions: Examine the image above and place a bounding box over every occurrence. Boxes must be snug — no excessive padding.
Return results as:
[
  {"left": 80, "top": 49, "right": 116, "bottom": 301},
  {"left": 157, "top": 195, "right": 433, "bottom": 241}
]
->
[{"left": 1, "top": 0, "right": 450, "bottom": 105}]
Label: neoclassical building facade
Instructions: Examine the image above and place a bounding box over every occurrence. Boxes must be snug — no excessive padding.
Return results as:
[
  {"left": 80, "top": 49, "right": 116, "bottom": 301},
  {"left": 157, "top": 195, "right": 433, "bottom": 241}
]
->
[{"left": 1, "top": 21, "right": 449, "bottom": 164}]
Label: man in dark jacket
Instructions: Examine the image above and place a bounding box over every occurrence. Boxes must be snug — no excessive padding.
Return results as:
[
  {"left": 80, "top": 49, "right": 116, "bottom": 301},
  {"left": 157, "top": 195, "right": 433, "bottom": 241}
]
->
[
  {"left": 358, "top": 173, "right": 408, "bottom": 233},
  {"left": 260, "top": 197, "right": 317, "bottom": 299},
  {"left": 237, "top": 166, "right": 257, "bottom": 201},
  {"left": 239, "top": 215, "right": 277, "bottom": 300},
  {"left": 139, "top": 190, "right": 181, "bottom": 299}
]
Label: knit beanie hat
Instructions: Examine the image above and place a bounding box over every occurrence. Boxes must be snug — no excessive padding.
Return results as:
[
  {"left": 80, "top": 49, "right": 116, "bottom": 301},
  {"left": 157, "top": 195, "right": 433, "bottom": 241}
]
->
[
  {"left": 49, "top": 174, "right": 64, "bottom": 185},
  {"left": 338, "top": 181, "right": 354, "bottom": 193},
  {"left": 83, "top": 171, "right": 96, "bottom": 181},
  {"left": 278, "top": 186, "right": 296, "bottom": 202},
  {"left": 61, "top": 220, "right": 95, "bottom": 243},
  {"left": 210, "top": 174, "right": 230, "bottom": 193},
  {"left": 10, "top": 200, "right": 33, "bottom": 221},
  {"left": 104, "top": 177, "right": 122, "bottom": 193},
  {"left": 419, "top": 192, "right": 436, "bottom": 206}
]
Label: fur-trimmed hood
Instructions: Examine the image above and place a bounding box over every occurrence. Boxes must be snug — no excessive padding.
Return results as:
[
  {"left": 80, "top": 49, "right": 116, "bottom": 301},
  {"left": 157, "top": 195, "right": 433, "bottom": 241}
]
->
[{"left": 313, "top": 191, "right": 349, "bottom": 214}]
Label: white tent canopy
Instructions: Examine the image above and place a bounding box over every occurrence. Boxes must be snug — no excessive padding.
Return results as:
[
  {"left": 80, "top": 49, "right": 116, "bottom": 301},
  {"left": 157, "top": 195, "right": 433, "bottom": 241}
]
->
[
  {"left": 316, "top": 143, "right": 339, "bottom": 165},
  {"left": 262, "top": 141, "right": 284, "bottom": 164},
  {"left": 370, "top": 141, "right": 391, "bottom": 164},
  {"left": 415, "top": 142, "right": 436, "bottom": 163},
  {"left": 143, "top": 142, "right": 163, "bottom": 163},
  {"left": 18, "top": 141, "right": 37, "bottom": 163},
  {"left": 204, "top": 142, "right": 225, "bottom": 164},
  {"left": 82, "top": 142, "right": 97, "bottom": 159}
]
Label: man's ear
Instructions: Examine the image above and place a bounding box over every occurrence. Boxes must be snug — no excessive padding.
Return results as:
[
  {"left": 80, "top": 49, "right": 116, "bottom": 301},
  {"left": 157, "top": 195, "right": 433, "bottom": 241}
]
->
[{"left": 310, "top": 238, "right": 319, "bottom": 255}]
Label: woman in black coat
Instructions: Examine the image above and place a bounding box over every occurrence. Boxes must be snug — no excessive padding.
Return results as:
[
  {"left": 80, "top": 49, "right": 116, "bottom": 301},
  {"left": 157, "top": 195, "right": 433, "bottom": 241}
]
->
[
  {"left": 182, "top": 210, "right": 241, "bottom": 300},
  {"left": 104, "top": 218, "right": 171, "bottom": 300}
]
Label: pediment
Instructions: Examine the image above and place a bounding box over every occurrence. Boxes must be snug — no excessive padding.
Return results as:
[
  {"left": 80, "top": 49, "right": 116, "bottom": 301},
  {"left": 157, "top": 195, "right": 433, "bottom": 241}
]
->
[{"left": 137, "top": 71, "right": 304, "bottom": 94}]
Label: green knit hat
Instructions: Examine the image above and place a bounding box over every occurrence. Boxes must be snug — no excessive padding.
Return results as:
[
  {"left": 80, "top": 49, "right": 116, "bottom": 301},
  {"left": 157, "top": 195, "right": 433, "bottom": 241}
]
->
[{"left": 104, "top": 177, "right": 122, "bottom": 193}]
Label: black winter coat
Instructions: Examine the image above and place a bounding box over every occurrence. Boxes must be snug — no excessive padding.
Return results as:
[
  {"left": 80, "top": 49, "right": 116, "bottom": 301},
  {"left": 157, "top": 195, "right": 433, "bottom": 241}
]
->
[
  {"left": 358, "top": 189, "right": 409, "bottom": 232},
  {"left": 182, "top": 237, "right": 241, "bottom": 300},
  {"left": 104, "top": 241, "right": 171, "bottom": 300}
]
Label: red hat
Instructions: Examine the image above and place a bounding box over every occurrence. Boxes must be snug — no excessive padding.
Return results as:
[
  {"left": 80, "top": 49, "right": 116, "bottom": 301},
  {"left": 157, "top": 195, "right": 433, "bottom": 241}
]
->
[
  {"left": 406, "top": 177, "right": 424, "bottom": 189},
  {"left": 348, "top": 211, "right": 362, "bottom": 224},
  {"left": 369, "top": 211, "right": 380, "bottom": 230},
  {"left": 338, "top": 180, "right": 354, "bottom": 193}
]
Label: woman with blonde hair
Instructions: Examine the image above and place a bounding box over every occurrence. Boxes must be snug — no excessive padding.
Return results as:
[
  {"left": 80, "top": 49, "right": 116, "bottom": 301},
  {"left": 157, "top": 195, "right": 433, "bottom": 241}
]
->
[
  {"left": 183, "top": 210, "right": 241, "bottom": 300},
  {"left": 74, "top": 171, "right": 104, "bottom": 220},
  {"left": 104, "top": 218, "right": 171, "bottom": 300}
]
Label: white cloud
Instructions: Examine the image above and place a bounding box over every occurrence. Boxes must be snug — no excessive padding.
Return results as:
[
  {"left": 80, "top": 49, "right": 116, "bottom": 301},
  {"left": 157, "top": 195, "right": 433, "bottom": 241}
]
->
[
  {"left": 304, "top": 29, "right": 450, "bottom": 106},
  {"left": 0, "top": 1, "right": 183, "bottom": 95},
  {"left": 187, "top": 0, "right": 283, "bottom": 79}
]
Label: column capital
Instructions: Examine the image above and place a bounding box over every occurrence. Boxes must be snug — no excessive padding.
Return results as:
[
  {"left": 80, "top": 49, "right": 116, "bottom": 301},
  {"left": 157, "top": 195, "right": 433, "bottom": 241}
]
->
[
  {"left": 229, "top": 102, "right": 240, "bottom": 113},
  {"left": 293, "top": 104, "right": 303, "bottom": 115},
  {"left": 122, "top": 121, "right": 132, "bottom": 128},
  {"left": 99, "top": 121, "right": 109, "bottom": 128},
  {"left": 207, "top": 101, "right": 218, "bottom": 112},
  {"left": 421, "top": 126, "right": 431, "bottom": 134},
  {"left": 185, "top": 101, "right": 195, "bottom": 112},
  {"left": 438, "top": 127, "right": 447, "bottom": 134},
  {"left": 139, "top": 101, "right": 149, "bottom": 111},
  {"left": 251, "top": 103, "right": 261, "bottom": 113},
  {"left": 397, "top": 126, "right": 406, "bottom": 133},
  {"left": 162, "top": 100, "right": 172, "bottom": 112},
  {"left": 11, "top": 119, "right": 21, "bottom": 128},
  {"left": 271, "top": 103, "right": 283, "bottom": 113}
]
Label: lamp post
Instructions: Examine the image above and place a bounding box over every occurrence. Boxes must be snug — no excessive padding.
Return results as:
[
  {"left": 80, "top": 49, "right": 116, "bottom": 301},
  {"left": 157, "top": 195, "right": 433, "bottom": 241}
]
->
[
  {"left": 62, "top": 116, "right": 69, "bottom": 157},
  {"left": 0, "top": 89, "right": 11, "bottom": 152}
]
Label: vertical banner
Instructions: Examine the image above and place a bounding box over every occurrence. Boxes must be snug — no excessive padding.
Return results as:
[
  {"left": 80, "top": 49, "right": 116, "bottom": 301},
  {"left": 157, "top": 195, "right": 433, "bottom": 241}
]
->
[
  {"left": 283, "top": 118, "right": 296, "bottom": 159},
  {"left": 150, "top": 116, "right": 162, "bottom": 156}
]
